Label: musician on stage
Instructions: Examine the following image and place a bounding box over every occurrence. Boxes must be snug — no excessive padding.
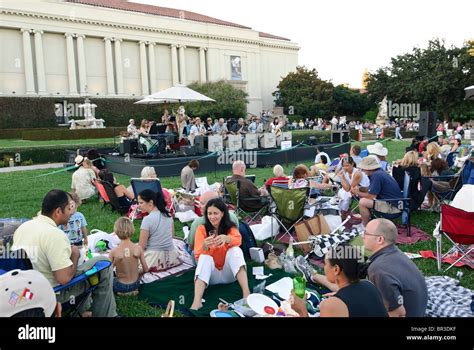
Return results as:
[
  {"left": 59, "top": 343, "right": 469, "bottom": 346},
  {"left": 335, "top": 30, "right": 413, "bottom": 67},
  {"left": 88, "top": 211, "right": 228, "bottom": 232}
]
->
[
  {"left": 212, "top": 118, "right": 228, "bottom": 138},
  {"left": 231, "top": 118, "right": 247, "bottom": 136},
  {"left": 248, "top": 117, "right": 257, "bottom": 133},
  {"left": 176, "top": 107, "right": 187, "bottom": 141},
  {"left": 161, "top": 109, "right": 170, "bottom": 124},
  {"left": 127, "top": 119, "right": 139, "bottom": 139},
  {"left": 139, "top": 119, "right": 150, "bottom": 136},
  {"left": 189, "top": 117, "right": 207, "bottom": 145},
  {"left": 256, "top": 117, "right": 264, "bottom": 133}
]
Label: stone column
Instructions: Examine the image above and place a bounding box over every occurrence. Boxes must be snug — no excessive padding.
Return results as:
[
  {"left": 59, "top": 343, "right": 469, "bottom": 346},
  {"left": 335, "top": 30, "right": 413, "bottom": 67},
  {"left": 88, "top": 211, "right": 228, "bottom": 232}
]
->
[
  {"left": 148, "top": 42, "right": 157, "bottom": 93},
  {"left": 65, "top": 33, "right": 78, "bottom": 95},
  {"left": 76, "top": 34, "right": 87, "bottom": 95},
  {"left": 170, "top": 44, "right": 179, "bottom": 86},
  {"left": 104, "top": 37, "right": 115, "bottom": 95},
  {"left": 139, "top": 41, "right": 149, "bottom": 96},
  {"left": 21, "top": 28, "right": 35, "bottom": 94},
  {"left": 33, "top": 30, "right": 46, "bottom": 94},
  {"left": 178, "top": 45, "right": 186, "bottom": 85},
  {"left": 199, "top": 47, "right": 207, "bottom": 83},
  {"left": 114, "top": 38, "right": 124, "bottom": 95}
]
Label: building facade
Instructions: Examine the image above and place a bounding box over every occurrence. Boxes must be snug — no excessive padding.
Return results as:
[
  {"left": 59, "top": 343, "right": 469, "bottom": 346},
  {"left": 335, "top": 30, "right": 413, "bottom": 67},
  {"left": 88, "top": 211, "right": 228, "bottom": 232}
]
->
[{"left": 0, "top": 0, "right": 299, "bottom": 114}]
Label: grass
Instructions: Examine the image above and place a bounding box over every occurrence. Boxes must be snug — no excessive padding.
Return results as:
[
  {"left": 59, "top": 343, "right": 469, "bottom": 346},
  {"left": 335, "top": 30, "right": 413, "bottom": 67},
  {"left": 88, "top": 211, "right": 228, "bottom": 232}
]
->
[
  {"left": 0, "top": 139, "right": 472, "bottom": 317},
  {"left": 0, "top": 138, "right": 117, "bottom": 150}
]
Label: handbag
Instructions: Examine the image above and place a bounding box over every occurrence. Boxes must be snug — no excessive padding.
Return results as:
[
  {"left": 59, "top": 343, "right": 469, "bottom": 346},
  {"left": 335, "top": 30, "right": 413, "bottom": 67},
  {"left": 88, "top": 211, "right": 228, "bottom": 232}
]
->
[{"left": 294, "top": 214, "right": 331, "bottom": 253}]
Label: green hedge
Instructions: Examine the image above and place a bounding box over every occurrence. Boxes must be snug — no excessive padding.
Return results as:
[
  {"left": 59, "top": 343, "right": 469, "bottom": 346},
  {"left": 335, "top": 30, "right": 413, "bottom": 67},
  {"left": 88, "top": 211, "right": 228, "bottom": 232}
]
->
[
  {"left": 0, "top": 143, "right": 114, "bottom": 167},
  {"left": 349, "top": 129, "right": 419, "bottom": 140},
  {"left": 21, "top": 127, "right": 123, "bottom": 141},
  {"left": 291, "top": 130, "right": 331, "bottom": 143},
  {"left": 0, "top": 96, "right": 166, "bottom": 129}
]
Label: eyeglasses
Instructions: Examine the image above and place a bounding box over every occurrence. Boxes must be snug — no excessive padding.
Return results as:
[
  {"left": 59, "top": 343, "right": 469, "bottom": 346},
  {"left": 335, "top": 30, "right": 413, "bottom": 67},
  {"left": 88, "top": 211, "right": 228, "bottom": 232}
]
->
[{"left": 362, "top": 231, "right": 383, "bottom": 238}]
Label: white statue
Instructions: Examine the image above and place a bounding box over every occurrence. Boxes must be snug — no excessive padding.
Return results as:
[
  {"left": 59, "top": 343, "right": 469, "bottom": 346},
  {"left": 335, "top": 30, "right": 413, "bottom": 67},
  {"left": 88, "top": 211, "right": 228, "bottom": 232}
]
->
[
  {"left": 377, "top": 96, "right": 388, "bottom": 119},
  {"left": 78, "top": 98, "right": 97, "bottom": 120}
]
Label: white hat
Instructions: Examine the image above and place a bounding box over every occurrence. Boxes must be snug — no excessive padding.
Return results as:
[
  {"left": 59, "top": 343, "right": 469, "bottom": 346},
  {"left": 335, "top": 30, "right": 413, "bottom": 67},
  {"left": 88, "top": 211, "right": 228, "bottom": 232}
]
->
[
  {"left": 74, "top": 155, "right": 84, "bottom": 166},
  {"left": 367, "top": 142, "right": 388, "bottom": 157},
  {"left": 455, "top": 134, "right": 462, "bottom": 140},
  {"left": 358, "top": 156, "right": 381, "bottom": 171},
  {"left": 0, "top": 269, "right": 56, "bottom": 317}
]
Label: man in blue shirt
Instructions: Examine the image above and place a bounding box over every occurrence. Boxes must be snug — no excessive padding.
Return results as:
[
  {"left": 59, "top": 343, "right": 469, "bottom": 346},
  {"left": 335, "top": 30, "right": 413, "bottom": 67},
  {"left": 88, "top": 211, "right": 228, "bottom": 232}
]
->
[{"left": 353, "top": 156, "right": 401, "bottom": 226}]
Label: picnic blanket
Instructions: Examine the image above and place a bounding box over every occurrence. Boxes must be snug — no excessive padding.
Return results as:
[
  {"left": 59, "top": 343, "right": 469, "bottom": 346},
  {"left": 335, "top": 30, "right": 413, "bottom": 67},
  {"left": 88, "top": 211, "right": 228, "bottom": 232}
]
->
[
  {"left": 140, "top": 239, "right": 196, "bottom": 284},
  {"left": 139, "top": 264, "right": 329, "bottom": 317},
  {"left": 420, "top": 250, "right": 474, "bottom": 269},
  {"left": 395, "top": 224, "right": 431, "bottom": 245},
  {"left": 425, "top": 276, "right": 473, "bottom": 317}
]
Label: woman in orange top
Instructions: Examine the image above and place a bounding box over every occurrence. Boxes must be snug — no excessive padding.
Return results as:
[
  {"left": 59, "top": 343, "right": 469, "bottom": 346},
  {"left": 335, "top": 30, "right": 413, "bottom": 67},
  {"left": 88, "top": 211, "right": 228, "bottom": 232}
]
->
[{"left": 190, "top": 198, "right": 249, "bottom": 310}]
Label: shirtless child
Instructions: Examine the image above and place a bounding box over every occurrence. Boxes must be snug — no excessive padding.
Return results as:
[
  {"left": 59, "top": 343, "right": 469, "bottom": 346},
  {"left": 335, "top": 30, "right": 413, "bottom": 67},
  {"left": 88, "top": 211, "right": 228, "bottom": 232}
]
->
[{"left": 109, "top": 217, "right": 148, "bottom": 295}]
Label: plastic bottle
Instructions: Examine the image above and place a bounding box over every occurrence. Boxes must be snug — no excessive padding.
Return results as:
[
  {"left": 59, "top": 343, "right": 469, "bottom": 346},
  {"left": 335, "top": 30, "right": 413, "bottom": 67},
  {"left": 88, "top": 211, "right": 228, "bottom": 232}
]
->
[{"left": 286, "top": 237, "right": 294, "bottom": 258}]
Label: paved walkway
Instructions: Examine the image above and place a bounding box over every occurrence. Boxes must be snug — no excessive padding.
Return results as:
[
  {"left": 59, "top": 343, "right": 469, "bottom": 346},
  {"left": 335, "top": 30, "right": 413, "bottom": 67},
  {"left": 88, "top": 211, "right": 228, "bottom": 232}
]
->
[{"left": 0, "top": 163, "right": 65, "bottom": 173}]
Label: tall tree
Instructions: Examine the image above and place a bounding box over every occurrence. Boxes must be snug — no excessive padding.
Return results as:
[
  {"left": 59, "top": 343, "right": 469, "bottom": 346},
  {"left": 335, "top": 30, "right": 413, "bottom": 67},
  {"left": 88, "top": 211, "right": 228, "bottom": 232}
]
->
[
  {"left": 366, "top": 39, "right": 474, "bottom": 121},
  {"left": 273, "top": 66, "right": 334, "bottom": 118},
  {"left": 187, "top": 81, "right": 248, "bottom": 119},
  {"left": 332, "top": 85, "right": 371, "bottom": 118}
]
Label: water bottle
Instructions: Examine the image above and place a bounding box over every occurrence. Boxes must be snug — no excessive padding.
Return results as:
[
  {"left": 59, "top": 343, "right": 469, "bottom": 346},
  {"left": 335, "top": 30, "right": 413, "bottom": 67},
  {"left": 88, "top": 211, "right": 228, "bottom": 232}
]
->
[{"left": 286, "top": 237, "right": 294, "bottom": 258}]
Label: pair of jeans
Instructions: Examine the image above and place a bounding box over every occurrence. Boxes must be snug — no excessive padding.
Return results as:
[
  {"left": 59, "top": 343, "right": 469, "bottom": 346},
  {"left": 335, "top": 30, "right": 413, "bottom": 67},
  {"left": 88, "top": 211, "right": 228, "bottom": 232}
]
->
[{"left": 113, "top": 278, "right": 140, "bottom": 294}]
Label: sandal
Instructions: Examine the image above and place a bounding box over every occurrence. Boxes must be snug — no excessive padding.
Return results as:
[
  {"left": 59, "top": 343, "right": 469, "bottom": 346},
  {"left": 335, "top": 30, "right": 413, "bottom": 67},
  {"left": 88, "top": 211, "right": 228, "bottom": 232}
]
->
[{"left": 161, "top": 300, "right": 175, "bottom": 318}]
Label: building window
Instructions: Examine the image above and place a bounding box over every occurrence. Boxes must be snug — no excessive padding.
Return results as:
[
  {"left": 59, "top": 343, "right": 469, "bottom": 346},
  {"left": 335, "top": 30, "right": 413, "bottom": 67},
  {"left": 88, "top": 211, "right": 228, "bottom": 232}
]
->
[{"left": 230, "top": 56, "right": 242, "bottom": 81}]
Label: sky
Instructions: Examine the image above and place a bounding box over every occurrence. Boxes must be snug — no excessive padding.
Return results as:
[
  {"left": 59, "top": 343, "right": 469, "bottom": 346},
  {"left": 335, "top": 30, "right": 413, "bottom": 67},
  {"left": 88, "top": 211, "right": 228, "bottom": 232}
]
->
[{"left": 135, "top": 0, "right": 473, "bottom": 88}]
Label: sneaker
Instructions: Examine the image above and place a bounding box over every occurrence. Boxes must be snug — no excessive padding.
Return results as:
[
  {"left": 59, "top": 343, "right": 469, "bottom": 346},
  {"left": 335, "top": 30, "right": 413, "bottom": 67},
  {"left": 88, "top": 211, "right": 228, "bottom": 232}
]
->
[{"left": 295, "top": 255, "right": 316, "bottom": 282}]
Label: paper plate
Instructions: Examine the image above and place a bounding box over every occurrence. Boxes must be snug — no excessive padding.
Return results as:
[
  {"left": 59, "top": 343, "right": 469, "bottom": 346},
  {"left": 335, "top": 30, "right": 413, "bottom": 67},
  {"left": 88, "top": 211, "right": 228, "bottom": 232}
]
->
[
  {"left": 246, "top": 294, "right": 279, "bottom": 316},
  {"left": 210, "top": 309, "right": 235, "bottom": 318}
]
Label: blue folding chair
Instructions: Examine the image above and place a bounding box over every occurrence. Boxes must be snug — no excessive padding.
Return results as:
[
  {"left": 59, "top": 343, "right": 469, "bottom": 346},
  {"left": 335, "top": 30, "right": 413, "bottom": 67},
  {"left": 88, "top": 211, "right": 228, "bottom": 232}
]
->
[
  {"left": 131, "top": 178, "right": 163, "bottom": 199},
  {"left": 0, "top": 249, "right": 112, "bottom": 317},
  {"left": 372, "top": 171, "right": 412, "bottom": 236}
]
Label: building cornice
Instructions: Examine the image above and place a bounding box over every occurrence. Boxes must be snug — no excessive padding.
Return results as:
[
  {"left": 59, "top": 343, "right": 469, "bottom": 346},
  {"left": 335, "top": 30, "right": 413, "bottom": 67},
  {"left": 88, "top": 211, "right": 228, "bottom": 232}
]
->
[{"left": 0, "top": 9, "right": 300, "bottom": 51}]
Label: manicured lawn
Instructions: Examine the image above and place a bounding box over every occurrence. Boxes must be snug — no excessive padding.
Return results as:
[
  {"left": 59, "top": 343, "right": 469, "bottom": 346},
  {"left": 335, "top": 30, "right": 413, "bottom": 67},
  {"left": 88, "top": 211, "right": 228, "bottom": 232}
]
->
[
  {"left": 0, "top": 139, "right": 471, "bottom": 316},
  {"left": 0, "top": 138, "right": 117, "bottom": 150}
]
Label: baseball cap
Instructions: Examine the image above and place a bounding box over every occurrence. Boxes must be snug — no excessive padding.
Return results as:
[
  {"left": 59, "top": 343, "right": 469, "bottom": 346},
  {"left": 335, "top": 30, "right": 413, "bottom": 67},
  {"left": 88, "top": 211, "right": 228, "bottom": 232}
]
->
[
  {"left": 358, "top": 156, "right": 381, "bottom": 171},
  {"left": 0, "top": 269, "right": 56, "bottom": 317}
]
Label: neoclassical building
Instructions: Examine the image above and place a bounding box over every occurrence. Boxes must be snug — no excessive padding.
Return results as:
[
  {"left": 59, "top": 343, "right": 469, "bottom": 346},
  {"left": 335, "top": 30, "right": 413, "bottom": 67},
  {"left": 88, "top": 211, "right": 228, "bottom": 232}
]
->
[{"left": 0, "top": 0, "right": 299, "bottom": 114}]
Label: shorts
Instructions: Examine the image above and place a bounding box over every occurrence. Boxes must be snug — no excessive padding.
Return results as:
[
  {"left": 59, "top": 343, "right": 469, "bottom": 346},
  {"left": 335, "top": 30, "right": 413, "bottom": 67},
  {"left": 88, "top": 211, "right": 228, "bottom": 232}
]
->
[{"left": 374, "top": 201, "right": 401, "bottom": 214}]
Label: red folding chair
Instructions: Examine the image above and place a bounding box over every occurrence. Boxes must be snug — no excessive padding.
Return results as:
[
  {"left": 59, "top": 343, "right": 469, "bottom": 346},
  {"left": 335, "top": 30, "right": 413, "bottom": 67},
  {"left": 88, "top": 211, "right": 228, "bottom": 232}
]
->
[{"left": 437, "top": 204, "right": 474, "bottom": 271}]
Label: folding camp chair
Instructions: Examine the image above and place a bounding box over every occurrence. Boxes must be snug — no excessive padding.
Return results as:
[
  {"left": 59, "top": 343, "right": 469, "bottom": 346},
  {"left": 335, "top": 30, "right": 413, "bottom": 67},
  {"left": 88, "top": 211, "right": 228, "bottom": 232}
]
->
[
  {"left": 130, "top": 178, "right": 175, "bottom": 218},
  {"left": 131, "top": 178, "right": 163, "bottom": 199},
  {"left": 224, "top": 180, "right": 267, "bottom": 224},
  {"left": 94, "top": 180, "right": 111, "bottom": 209},
  {"left": 269, "top": 186, "right": 310, "bottom": 241},
  {"left": 101, "top": 181, "right": 131, "bottom": 214},
  {"left": 0, "top": 249, "right": 112, "bottom": 317},
  {"left": 436, "top": 204, "right": 474, "bottom": 271},
  {"left": 222, "top": 175, "right": 256, "bottom": 203},
  {"left": 427, "top": 159, "right": 473, "bottom": 209},
  {"left": 371, "top": 171, "right": 412, "bottom": 236}
]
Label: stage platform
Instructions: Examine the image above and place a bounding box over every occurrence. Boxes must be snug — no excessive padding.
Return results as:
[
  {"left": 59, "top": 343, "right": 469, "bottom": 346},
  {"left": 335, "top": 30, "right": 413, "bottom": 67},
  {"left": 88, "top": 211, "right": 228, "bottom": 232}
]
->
[{"left": 100, "top": 143, "right": 350, "bottom": 177}]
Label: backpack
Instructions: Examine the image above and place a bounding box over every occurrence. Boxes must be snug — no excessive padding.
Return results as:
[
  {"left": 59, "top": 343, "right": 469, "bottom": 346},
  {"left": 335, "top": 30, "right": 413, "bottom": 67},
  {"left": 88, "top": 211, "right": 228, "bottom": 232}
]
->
[{"left": 238, "top": 222, "right": 257, "bottom": 259}]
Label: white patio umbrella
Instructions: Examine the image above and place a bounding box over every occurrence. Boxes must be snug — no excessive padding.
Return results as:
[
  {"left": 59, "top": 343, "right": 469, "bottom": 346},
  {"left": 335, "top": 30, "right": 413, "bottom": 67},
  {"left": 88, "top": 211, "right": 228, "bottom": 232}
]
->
[
  {"left": 134, "top": 85, "right": 215, "bottom": 104},
  {"left": 465, "top": 85, "right": 474, "bottom": 100}
]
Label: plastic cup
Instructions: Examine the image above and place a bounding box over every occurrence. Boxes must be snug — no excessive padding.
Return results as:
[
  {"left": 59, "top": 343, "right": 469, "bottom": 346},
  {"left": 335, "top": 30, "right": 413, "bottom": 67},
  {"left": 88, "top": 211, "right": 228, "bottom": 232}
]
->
[{"left": 293, "top": 275, "right": 306, "bottom": 299}]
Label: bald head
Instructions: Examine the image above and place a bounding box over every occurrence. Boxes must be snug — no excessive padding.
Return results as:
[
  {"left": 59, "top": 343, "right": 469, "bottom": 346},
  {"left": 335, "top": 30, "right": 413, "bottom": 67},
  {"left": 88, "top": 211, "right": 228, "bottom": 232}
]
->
[
  {"left": 199, "top": 191, "right": 218, "bottom": 207},
  {"left": 232, "top": 160, "right": 246, "bottom": 176},
  {"left": 365, "top": 219, "right": 398, "bottom": 252}
]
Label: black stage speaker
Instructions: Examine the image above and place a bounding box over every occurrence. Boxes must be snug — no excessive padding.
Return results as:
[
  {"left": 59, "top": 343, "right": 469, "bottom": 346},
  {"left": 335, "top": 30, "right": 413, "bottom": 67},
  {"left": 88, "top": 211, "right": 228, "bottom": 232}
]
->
[
  {"left": 180, "top": 145, "right": 196, "bottom": 156},
  {"left": 120, "top": 139, "right": 138, "bottom": 155},
  {"left": 331, "top": 130, "right": 350, "bottom": 143},
  {"left": 418, "top": 111, "right": 437, "bottom": 138},
  {"left": 194, "top": 136, "right": 205, "bottom": 154}
]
